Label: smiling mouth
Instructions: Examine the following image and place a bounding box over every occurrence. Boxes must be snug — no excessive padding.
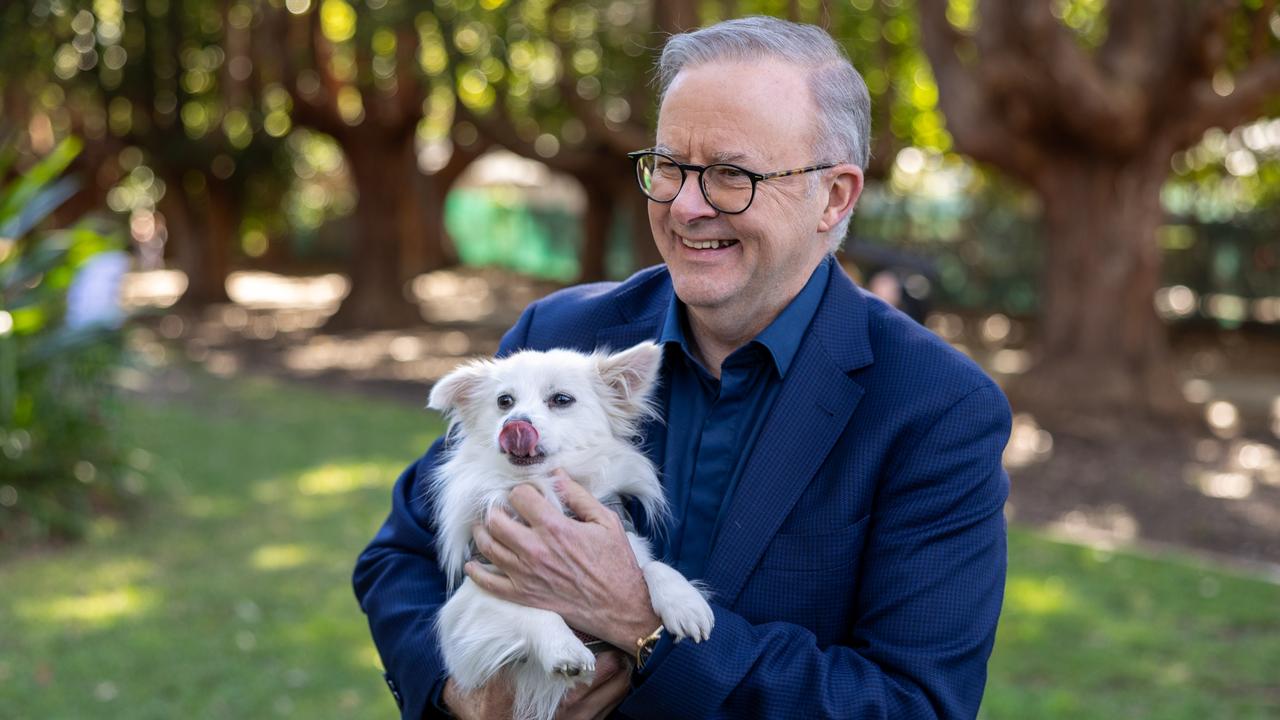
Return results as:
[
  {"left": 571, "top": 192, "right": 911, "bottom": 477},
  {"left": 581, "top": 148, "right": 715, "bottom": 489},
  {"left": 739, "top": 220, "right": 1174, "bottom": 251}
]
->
[{"left": 679, "top": 235, "right": 739, "bottom": 250}]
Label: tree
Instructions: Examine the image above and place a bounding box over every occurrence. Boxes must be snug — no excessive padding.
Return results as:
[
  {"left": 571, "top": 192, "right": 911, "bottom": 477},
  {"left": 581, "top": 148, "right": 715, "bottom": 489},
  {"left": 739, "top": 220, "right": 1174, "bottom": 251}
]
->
[
  {"left": 437, "top": 0, "right": 693, "bottom": 282},
  {"left": 917, "top": 0, "right": 1280, "bottom": 417},
  {"left": 266, "top": 0, "right": 487, "bottom": 330}
]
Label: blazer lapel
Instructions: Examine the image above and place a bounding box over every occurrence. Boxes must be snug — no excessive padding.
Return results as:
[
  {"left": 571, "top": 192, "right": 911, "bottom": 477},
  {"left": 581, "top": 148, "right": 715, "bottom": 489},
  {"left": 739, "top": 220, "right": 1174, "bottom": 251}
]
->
[{"left": 702, "top": 267, "right": 873, "bottom": 606}]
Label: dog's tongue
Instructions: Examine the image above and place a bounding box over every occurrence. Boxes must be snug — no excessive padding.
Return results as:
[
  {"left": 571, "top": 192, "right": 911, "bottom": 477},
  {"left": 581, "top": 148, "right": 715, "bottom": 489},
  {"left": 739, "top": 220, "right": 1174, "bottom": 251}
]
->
[{"left": 499, "top": 420, "right": 540, "bottom": 457}]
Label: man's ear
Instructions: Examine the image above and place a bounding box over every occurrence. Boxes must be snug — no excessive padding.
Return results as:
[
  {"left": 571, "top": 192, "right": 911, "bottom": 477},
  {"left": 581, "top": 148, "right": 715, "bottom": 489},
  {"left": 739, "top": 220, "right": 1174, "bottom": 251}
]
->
[
  {"left": 817, "top": 163, "right": 864, "bottom": 233},
  {"left": 427, "top": 360, "right": 489, "bottom": 414},
  {"left": 597, "top": 341, "right": 663, "bottom": 417}
]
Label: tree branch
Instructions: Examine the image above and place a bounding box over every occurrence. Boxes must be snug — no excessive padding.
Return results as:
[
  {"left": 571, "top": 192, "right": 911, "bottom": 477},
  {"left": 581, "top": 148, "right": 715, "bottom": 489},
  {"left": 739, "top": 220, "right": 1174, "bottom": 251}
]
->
[
  {"left": 1250, "top": 0, "right": 1277, "bottom": 62},
  {"left": 1176, "top": 54, "right": 1280, "bottom": 149},
  {"left": 541, "top": 4, "right": 650, "bottom": 155},
  {"left": 916, "top": 0, "right": 1044, "bottom": 182},
  {"left": 975, "top": 1, "right": 1147, "bottom": 152}
]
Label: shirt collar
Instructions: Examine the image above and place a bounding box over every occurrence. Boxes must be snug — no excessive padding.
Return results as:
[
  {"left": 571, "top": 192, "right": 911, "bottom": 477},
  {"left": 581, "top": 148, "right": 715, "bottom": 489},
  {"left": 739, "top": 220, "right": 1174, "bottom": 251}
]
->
[{"left": 657, "top": 256, "right": 832, "bottom": 378}]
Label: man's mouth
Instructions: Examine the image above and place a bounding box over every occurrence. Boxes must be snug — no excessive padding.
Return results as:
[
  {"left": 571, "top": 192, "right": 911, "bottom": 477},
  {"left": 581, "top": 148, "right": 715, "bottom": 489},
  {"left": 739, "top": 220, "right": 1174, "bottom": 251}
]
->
[{"left": 678, "top": 234, "right": 739, "bottom": 250}]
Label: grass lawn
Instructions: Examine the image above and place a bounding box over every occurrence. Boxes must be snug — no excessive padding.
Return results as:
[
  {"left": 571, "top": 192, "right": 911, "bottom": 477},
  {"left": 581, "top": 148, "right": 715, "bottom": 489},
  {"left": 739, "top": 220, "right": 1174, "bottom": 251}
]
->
[{"left": 2, "top": 374, "right": 1278, "bottom": 719}]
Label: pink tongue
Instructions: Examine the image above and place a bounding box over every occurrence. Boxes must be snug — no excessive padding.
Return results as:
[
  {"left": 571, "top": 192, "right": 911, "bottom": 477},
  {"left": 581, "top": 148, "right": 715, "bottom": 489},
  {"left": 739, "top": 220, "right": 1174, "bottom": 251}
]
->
[{"left": 499, "top": 421, "right": 540, "bottom": 457}]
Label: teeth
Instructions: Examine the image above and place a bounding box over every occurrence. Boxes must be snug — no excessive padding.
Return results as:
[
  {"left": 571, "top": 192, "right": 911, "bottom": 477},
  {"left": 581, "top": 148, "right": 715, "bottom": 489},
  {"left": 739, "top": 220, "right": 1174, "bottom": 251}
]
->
[{"left": 680, "top": 236, "right": 733, "bottom": 250}]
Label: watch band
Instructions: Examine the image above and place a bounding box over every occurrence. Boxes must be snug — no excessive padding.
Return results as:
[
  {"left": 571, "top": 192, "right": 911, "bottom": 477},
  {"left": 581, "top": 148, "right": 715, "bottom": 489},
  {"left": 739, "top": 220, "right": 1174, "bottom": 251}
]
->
[{"left": 634, "top": 624, "right": 665, "bottom": 671}]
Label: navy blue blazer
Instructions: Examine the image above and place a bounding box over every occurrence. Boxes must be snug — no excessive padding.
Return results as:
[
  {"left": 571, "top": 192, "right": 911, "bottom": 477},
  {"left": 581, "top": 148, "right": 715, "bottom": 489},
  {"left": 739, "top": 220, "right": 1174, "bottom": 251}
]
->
[{"left": 353, "top": 263, "right": 1012, "bottom": 719}]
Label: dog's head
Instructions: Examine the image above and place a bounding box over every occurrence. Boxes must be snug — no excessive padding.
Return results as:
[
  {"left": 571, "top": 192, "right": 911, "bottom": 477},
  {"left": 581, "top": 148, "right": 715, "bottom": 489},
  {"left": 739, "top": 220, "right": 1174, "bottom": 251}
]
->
[{"left": 427, "top": 342, "right": 663, "bottom": 472}]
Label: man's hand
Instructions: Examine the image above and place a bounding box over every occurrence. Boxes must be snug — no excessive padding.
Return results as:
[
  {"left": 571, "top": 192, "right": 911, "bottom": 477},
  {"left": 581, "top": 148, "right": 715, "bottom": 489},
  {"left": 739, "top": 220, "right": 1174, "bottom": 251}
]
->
[
  {"left": 441, "top": 650, "right": 631, "bottom": 720},
  {"left": 557, "top": 650, "right": 632, "bottom": 720},
  {"left": 465, "top": 471, "right": 662, "bottom": 650},
  {"left": 442, "top": 675, "right": 514, "bottom": 720}
]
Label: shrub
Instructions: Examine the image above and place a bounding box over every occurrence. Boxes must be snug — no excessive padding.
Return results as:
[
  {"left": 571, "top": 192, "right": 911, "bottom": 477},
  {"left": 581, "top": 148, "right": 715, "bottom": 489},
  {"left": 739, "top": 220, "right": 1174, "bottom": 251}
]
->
[{"left": 0, "top": 137, "right": 134, "bottom": 543}]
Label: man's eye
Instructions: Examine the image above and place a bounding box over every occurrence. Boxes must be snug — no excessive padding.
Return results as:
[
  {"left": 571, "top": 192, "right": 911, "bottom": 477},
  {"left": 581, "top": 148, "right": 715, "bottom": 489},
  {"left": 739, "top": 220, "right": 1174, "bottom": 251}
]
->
[
  {"left": 497, "top": 394, "right": 514, "bottom": 409},
  {"left": 549, "top": 393, "right": 575, "bottom": 407}
]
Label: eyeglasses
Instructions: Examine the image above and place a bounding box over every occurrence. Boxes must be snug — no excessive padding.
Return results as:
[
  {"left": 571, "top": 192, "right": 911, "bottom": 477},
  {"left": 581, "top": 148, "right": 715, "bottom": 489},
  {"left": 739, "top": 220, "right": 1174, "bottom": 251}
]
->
[{"left": 627, "top": 150, "right": 836, "bottom": 215}]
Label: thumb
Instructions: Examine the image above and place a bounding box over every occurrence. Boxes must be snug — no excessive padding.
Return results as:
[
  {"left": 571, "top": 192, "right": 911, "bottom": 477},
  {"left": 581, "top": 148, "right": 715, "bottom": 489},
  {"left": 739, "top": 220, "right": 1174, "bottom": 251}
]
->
[{"left": 553, "top": 470, "right": 612, "bottom": 525}]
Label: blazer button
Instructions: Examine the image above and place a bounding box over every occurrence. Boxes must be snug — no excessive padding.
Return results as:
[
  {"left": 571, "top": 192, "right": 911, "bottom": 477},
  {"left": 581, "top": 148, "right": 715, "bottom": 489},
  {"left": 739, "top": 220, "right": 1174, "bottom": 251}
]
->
[{"left": 383, "top": 672, "right": 404, "bottom": 709}]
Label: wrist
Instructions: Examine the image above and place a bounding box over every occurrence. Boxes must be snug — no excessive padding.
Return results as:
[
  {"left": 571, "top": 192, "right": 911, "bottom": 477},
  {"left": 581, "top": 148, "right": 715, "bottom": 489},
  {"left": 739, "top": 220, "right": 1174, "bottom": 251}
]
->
[{"left": 602, "top": 604, "right": 662, "bottom": 652}]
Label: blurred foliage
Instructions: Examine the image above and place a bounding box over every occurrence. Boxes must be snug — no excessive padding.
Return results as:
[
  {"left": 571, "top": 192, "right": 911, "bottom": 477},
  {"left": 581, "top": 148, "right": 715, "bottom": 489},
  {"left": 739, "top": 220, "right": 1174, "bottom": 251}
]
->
[
  {"left": 0, "top": 136, "right": 137, "bottom": 542},
  {"left": 0, "top": 0, "right": 1276, "bottom": 313}
]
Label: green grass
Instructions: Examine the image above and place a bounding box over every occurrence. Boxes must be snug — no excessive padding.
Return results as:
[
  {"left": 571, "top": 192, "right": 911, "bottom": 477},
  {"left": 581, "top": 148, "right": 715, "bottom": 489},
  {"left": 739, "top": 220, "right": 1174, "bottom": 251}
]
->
[{"left": 2, "top": 374, "right": 1278, "bottom": 719}]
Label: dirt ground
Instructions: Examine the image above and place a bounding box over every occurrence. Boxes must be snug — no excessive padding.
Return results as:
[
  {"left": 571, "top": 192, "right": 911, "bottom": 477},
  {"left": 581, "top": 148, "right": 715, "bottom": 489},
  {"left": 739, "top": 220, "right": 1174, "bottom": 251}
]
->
[{"left": 127, "top": 267, "right": 1280, "bottom": 575}]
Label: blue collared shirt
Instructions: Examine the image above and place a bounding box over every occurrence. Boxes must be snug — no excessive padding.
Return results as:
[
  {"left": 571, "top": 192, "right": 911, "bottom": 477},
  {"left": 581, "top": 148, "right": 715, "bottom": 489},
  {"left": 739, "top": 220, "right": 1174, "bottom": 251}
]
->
[{"left": 654, "top": 256, "right": 832, "bottom": 580}]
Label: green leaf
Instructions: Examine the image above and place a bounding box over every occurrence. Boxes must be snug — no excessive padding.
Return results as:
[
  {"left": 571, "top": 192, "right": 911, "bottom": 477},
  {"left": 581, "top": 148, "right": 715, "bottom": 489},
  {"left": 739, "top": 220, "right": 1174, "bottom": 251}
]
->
[
  {"left": 0, "top": 137, "right": 83, "bottom": 232},
  {"left": 0, "top": 175, "right": 82, "bottom": 240}
]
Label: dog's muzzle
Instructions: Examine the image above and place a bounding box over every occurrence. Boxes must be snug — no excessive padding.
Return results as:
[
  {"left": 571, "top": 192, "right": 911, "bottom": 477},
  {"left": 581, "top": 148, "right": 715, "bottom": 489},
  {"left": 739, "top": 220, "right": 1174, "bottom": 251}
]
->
[{"left": 498, "top": 420, "right": 543, "bottom": 464}]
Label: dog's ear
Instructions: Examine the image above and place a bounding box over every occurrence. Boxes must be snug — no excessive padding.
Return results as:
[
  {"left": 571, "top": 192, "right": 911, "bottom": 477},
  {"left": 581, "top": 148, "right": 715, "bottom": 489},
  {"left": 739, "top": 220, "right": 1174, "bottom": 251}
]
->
[
  {"left": 427, "top": 360, "right": 489, "bottom": 414},
  {"left": 597, "top": 341, "right": 663, "bottom": 417}
]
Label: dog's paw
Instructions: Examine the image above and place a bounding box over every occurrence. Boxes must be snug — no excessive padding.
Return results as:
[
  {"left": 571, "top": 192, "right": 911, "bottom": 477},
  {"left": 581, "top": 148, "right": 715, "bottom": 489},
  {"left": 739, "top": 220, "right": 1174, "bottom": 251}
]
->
[
  {"left": 658, "top": 592, "right": 715, "bottom": 643},
  {"left": 644, "top": 562, "right": 715, "bottom": 643},
  {"left": 536, "top": 634, "right": 596, "bottom": 685}
]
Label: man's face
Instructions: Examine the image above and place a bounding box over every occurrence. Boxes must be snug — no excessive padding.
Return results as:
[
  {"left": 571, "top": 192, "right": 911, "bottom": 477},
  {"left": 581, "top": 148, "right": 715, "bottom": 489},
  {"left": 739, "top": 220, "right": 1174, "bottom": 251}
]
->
[{"left": 649, "top": 59, "right": 833, "bottom": 320}]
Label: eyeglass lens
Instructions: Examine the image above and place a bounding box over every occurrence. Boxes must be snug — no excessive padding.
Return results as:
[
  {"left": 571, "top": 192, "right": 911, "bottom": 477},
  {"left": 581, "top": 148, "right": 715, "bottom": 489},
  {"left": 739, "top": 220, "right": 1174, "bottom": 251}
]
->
[{"left": 635, "top": 153, "right": 755, "bottom": 214}]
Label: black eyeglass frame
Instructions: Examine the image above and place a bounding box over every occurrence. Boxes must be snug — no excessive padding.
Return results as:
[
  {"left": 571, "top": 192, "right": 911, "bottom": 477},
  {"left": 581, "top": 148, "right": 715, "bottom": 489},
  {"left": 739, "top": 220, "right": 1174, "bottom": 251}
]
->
[{"left": 627, "top": 149, "right": 837, "bottom": 215}]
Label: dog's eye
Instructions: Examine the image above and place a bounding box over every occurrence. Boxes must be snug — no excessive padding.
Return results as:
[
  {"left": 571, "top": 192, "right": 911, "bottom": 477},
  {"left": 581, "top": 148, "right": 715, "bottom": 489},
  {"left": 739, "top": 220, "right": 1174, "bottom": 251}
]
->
[
  {"left": 549, "top": 393, "right": 575, "bottom": 408},
  {"left": 497, "top": 393, "right": 514, "bottom": 410}
]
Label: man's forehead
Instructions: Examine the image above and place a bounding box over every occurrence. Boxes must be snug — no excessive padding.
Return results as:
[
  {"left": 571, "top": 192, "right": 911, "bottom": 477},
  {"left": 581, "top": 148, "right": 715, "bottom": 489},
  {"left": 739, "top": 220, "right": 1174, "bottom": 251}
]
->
[
  {"left": 654, "top": 58, "right": 815, "bottom": 164},
  {"left": 652, "top": 143, "right": 754, "bottom": 165}
]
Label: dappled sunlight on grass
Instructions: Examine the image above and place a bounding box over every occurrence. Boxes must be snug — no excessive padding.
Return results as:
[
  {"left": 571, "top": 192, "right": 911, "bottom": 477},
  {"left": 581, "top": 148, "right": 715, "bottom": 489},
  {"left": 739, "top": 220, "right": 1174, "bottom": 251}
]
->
[
  {"left": 1004, "top": 576, "right": 1073, "bottom": 615},
  {"left": 297, "top": 462, "right": 395, "bottom": 496},
  {"left": 0, "top": 374, "right": 437, "bottom": 718},
  {"left": 180, "top": 493, "right": 243, "bottom": 519},
  {"left": 354, "top": 644, "right": 385, "bottom": 673},
  {"left": 250, "top": 543, "right": 315, "bottom": 571},
  {"left": 986, "top": 531, "right": 1280, "bottom": 719},
  {"left": 18, "top": 587, "right": 158, "bottom": 628}
]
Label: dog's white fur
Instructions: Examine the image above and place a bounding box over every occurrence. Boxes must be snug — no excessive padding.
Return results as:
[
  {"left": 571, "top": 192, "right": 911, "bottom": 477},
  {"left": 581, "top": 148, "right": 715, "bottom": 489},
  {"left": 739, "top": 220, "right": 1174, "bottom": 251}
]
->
[{"left": 426, "top": 342, "right": 714, "bottom": 720}]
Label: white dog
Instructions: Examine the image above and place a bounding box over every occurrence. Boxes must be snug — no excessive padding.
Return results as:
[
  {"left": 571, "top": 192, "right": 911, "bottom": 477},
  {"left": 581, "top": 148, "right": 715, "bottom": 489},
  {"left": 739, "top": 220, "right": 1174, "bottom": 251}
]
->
[{"left": 426, "top": 341, "right": 714, "bottom": 720}]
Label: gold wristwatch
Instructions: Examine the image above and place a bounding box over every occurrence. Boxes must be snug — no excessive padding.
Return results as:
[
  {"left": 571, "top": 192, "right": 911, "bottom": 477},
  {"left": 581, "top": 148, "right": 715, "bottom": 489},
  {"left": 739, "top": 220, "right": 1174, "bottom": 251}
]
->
[{"left": 634, "top": 624, "right": 665, "bottom": 671}]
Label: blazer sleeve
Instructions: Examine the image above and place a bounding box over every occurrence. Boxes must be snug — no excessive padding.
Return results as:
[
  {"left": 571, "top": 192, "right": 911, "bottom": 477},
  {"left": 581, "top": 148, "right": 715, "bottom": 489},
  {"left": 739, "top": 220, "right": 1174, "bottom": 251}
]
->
[
  {"left": 619, "top": 381, "right": 1011, "bottom": 720},
  {"left": 351, "top": 303, "right": 537, "bottom": 720}
]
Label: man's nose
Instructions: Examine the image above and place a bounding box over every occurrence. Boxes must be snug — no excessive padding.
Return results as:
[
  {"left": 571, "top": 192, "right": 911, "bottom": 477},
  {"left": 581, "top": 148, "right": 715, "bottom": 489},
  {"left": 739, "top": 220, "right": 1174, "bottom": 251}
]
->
[{"left": 669, "top": 173, "right": 719, "bottom": 224}]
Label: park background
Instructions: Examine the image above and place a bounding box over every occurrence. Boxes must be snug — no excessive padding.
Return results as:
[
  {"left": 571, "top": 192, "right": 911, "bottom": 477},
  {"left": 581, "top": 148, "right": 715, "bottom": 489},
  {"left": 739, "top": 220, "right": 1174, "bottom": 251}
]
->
[{"left": 2, "top": 0, "right": 1279, "bottom": 717}]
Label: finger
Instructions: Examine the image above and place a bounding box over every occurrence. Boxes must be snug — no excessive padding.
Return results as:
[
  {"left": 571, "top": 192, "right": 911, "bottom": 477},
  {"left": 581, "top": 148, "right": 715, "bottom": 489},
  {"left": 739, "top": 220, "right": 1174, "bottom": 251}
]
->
[
  {"left": 485, "top": 505, "right": 540, "bottom": 555},
  {"left": 472, "top": 523, "right": 521, "bottom": 571},
  {"left": 567, "top": 660, "right": 633, "bottom": 720},
  {"left": 507, "top": 483, "right": 565, "bottom": 528},
  {"left": 556, "top": 650, "right": 624, "bottom": 715},
  {"left": 464, "top": 560, "right": 518, "bottom": 599},
  {"left": 553, "top": 473, "right": 613, "bottom": 526}
]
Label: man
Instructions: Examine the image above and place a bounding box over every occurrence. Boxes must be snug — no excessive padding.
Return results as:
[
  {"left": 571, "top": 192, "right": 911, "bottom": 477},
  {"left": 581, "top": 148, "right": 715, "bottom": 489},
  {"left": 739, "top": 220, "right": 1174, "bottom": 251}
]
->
[{"left": 354, "top": 16, "right": 1011, "bottom": 720}]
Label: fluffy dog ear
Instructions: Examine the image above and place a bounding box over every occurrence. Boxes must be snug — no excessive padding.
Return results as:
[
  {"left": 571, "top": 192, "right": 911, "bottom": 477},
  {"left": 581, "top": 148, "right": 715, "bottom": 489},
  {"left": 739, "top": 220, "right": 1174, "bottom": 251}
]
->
[
  {"left": 597, "top": 342, "right": 663, "bottom": 417},
  {"left": 427, "top": 360, "right": 488, "bottom": 414}
]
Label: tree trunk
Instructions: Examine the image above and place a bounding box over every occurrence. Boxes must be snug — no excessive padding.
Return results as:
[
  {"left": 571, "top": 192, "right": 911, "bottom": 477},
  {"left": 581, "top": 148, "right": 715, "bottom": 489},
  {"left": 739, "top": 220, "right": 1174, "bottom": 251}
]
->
[
  {"left": 166, "top": 173, "right": 233, "bottom": 307},
  {"left": 397, "top": 133, "right": 455, "bottom": 282},
  {"left": 1009, "top": 155, "right": 1190, "bottom": 420},
  {"left": 325, "top": 139, "right": 424, "bottom": 331},
  {"left": 625, "top": 190, "right": 663, "bottom": 270},
  {"left": 579, "top": 177, "right": 615, "bottom": 283}
]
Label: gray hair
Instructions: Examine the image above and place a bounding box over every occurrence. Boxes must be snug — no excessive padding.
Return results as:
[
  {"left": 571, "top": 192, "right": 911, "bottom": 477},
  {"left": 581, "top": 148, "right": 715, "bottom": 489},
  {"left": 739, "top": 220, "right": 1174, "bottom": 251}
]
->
[{"left": 656, "top": 16, "right": 871, "bottom": 249}]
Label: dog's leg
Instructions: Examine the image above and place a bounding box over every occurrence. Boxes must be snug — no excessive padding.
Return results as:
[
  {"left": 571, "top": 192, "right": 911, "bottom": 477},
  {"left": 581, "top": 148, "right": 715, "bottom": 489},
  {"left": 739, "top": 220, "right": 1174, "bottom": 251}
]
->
[
  {"left": 438, "top": 577, "right": 595, "bottom": 720},
  {"left": 437, "top": 579, "right": 530, "bottom": 692},
  {"left": 626, "top": 533, "right": 716, "bottom": 643}
]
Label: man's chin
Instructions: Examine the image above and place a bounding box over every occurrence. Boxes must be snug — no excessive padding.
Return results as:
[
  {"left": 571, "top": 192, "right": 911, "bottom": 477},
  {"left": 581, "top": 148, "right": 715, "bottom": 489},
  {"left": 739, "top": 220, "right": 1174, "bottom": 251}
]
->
[{"left": 669, "top": 275, "right": 743, "bottom": 311}]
